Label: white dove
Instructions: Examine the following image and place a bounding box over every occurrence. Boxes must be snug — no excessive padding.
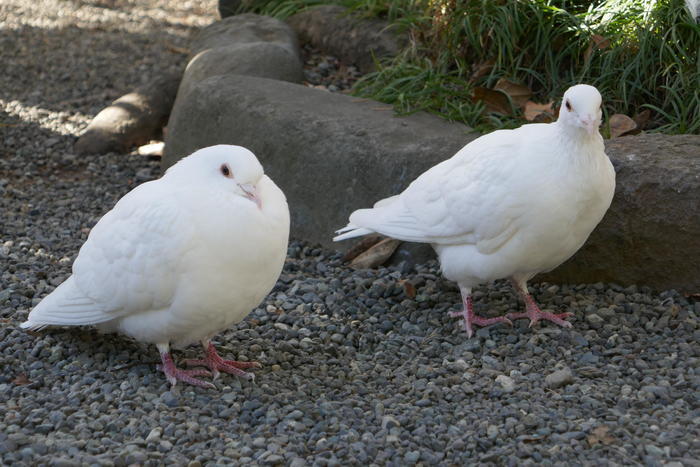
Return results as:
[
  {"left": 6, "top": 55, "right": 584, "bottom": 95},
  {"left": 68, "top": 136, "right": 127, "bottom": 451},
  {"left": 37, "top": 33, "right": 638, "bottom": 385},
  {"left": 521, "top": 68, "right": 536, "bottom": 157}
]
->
[
  {"left": 335, "top": 84, "right": 615, "bottom": 338},
  {"left": 21, "top": 145, "right": 290, "bottom": 388}
]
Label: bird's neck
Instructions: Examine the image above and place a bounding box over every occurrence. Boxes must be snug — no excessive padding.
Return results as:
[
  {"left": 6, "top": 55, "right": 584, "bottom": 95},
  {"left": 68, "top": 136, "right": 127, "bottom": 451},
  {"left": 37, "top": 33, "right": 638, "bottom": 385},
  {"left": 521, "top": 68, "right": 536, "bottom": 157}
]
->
[{"left": 554, "top": 121, "right": 604, "bottom": 156}]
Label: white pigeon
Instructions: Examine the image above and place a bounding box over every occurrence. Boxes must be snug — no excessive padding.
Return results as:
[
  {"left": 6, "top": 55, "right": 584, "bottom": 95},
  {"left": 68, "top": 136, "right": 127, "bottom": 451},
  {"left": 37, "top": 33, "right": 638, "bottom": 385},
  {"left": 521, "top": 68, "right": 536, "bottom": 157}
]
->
[
  {"left": 21, "top": 145, "right": 290, "bottom": 388},
  {"left": 335, "top": 84, "right": 615, "bottom": 337}
]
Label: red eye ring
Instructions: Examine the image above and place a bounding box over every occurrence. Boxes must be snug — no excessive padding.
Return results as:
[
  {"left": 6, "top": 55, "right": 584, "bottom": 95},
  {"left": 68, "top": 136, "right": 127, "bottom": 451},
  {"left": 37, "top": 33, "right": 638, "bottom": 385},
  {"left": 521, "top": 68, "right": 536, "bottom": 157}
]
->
[{"left": 220, "top": 164, "right": 232, "bottom": 178}]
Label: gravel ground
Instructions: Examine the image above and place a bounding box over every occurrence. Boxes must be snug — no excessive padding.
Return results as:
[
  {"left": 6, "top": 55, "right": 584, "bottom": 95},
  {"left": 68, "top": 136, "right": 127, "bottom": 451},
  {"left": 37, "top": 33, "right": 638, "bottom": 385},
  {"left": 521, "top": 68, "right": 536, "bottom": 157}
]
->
[{"left": 2, "top": 1, "right": 700, "bottom": 466}]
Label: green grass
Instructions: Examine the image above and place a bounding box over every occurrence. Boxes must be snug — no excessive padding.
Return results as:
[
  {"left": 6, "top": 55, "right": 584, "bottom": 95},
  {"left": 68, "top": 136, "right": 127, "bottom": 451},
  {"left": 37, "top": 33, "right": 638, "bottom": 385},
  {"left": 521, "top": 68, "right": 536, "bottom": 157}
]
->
[{"left": 247, "top": 0, "right": 700, "bottom": 134}]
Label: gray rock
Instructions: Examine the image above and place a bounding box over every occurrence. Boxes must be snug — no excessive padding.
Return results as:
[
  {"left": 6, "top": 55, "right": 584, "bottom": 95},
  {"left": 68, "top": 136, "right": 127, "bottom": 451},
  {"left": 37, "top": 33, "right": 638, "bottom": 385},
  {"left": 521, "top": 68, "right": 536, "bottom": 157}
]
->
[
  {"left": 171, "top": 15, "right": 304, "bottom": 134},
  {"left": 145, "top": 427, "right": 162, "bottom": 443},
  {"left": 163, "top": 75, "right": 475, "bottom": 248},
  {"left": 545, "top": 367, "right": 574, "bottom": 388},
  {"left": 495, "top": 374, "right": 515, "bottom": 393},
  {"left": 586, "top": 313, "right": 604, "bottom": 329},
  {"left": 191, "top": 14, "right": 300, "bottom": 58},
  {"left": 404, "top": 450, "right": 420, "bottom": 465},
  {"left": 178, "top": 43, "right": 303, "bottom": 100},
  {"left": 74, "top": 71, "right": 181, "bottom": 155},
  {"left": 287, "top": 5, "right": 405, "bottom": 73}
]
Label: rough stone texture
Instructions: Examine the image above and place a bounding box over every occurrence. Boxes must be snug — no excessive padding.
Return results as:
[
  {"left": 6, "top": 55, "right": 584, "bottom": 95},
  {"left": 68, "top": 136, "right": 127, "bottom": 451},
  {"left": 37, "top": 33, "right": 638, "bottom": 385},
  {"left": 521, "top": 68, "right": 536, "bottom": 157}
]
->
[
  {"left": 163, "top": 74, "right": 476, "bottom": 246},
  {"left": 74, "top": 71, "right": 181, "bottom": 155},
  {"left": 172, "top": 14, "right": 304, "bottom": 112},
  {"left": 191, "top": 14, "right": 300, "bottom": 58},
  {"left": 178, "top": 43, "right": 303, "bottom": 100},
  {"left": 164, "top": 74, "right": 700, "bottom": 292},
  {"left": 541, "top": 134, "right": 700, "bottom": 292},
  {"left": 287, "top": 5, "right": 406, "bottom": 73}
]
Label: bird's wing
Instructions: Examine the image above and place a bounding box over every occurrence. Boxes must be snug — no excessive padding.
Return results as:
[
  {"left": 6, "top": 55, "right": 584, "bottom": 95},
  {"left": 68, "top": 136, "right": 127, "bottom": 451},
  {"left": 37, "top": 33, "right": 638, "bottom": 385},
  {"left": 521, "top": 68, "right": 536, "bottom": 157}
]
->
[
  {"left": 350, "top": 129, "right": 530, "bottom": 252},
  {"left": 26, "top": 181, "right": 193, "bottom": 327}
]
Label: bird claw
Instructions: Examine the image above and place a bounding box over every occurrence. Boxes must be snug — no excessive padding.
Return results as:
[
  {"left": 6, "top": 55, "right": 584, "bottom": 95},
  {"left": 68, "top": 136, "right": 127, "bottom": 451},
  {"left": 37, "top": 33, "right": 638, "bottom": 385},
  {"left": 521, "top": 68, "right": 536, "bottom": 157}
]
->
[
  {"left": 188, "top": 343, "right": 261, "bottom": 381},
  {"left": 507, "top": 309, "right": 573, "bottom": 329},
  {"left": 449, "top": 309, "right": 512, "bottom": 338},
  {"left": 157, "top": 364, "right": 214, "bottom": 389}
]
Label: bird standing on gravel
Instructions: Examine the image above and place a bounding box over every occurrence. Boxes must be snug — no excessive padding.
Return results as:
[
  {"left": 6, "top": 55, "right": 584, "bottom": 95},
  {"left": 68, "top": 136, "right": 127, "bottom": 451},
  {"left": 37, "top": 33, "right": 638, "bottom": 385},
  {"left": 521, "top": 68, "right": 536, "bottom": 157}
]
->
[
  {"left": 335, "top": 84, "right": 615, "bottom": 338},
  {"left": 21, "top": 145, "right": 290, "bottom": 388}
]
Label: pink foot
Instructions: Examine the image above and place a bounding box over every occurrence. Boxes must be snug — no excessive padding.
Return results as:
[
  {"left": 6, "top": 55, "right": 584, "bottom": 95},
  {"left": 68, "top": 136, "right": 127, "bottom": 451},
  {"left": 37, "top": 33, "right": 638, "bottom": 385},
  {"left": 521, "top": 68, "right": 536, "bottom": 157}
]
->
[
  {"left": 185, "top": 342, "right": 261, "bottom": 381},
  {"left": 449, "top": 292, "right": 512, "bottom": 338},
  {"left": 508, "top": 278, "right": 573, "bottom": 329},
  {"left": 506, "top": 308, "right": 573, "bottom": 328},
  {"left": 158, "top": 351, "right": 214, "bottom": 389}
]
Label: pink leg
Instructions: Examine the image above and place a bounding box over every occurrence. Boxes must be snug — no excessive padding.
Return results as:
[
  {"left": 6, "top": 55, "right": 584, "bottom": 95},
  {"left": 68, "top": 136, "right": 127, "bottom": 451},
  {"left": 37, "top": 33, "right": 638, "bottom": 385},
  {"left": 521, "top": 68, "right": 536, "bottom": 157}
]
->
[
  {"left": 506, "top": 278, "right": 573, "bottom": 329},
  {"left": 448, "top": 286, "right": 512, "bottom": 338},
  {"left": 157, "top": 350, "right": 214, "bottom": 389},
  {"left": 185, "top": 341, "right": 261, "bottom": 381}
]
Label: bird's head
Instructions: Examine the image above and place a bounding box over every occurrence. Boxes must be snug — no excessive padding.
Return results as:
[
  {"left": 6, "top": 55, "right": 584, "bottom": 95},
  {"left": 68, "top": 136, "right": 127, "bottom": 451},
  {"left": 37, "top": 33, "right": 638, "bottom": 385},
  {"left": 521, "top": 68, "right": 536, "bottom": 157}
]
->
[
  {"left": 167, "top": 145, "right": 264, "bottom": 209},
  {"left": 557, "top": 84, "right": 603, "bottom": 136}
]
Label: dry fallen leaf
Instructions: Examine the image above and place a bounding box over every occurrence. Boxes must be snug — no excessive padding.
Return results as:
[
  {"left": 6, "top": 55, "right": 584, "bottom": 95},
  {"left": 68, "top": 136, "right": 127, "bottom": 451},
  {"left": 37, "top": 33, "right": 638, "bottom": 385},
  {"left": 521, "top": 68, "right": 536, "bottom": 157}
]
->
[
  {"left": 342, "top": 234, "right": 384, "bottom": 262},
  {"left": 587, "top": 426, "right": 615, "bottom": 447},
  {"left": 470, "top": 59, "right": 495, "bottom": 82},
  {"left": 494, "top": 78, "right": 532, "bottom": 109},
  {"left": 524, "top": 100, "right": 556, "bottom": 122},
  {"left": 472, "top": 87, "right": 512, "bottom": 115},
  {"left": 399, "top": 279, "right": 416, "bottom": 299},
  {"left": 584, "top": 34, "right": 611, "bottom": 61},
  {"left": 12, "top": 374, "right": 30, "bottom": 385},
  {"left": 609, "top": 113, "right": 637, "bottom": 138},
  {"left": 633, "top": 109, "right": 651, "bottom": 130},
  {"left": 165, "top": 43, "right": 189, "bottom": 55},
  {"left": 350, "top": 238, "right": 402, "bottom": 269}
]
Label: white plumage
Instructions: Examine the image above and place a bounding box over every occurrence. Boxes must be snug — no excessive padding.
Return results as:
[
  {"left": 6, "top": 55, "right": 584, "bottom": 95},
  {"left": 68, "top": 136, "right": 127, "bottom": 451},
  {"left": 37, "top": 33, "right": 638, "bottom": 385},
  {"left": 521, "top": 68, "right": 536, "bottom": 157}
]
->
[
  {"left": 22, "top": 145, "right": 290, "bottom": 387},
  {"left": 335, "top": 84, "right": 615, "bottom": 337}
]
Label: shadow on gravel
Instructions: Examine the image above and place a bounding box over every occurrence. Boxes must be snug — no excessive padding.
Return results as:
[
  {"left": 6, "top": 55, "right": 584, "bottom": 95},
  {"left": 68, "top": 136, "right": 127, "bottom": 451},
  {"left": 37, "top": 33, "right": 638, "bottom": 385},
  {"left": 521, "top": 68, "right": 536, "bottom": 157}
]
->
[{"left": 1, "top": 22, "right": 191, "bottom": 117}]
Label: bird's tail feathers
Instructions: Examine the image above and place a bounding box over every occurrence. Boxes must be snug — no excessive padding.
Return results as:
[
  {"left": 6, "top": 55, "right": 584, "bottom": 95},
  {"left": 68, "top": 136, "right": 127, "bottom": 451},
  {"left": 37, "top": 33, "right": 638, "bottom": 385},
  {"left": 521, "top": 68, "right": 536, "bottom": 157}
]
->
[
  {"left": 20, "top": 276, "right": 116, "bottom": 330},
  {"left": 333, "top": 224, "right": 375, "bottom": 242}
]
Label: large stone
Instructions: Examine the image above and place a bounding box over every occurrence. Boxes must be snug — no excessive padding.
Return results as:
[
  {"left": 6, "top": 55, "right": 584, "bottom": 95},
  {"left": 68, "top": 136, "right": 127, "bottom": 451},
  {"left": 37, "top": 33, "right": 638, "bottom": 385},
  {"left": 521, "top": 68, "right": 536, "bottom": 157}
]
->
[
  {"left": 191, "top": 14, "right": 300, "bottom": 57},
  {"left": 163, "top": 74, "right": 700, "bottom": 292},
  {"left": 178, "top": 43, "right": 303, "bottom": 100},
  {"left": 172, "top": 14, "right": 303, "bottom": 127},
  {"left": 74, "top": 71, "right": 181, "bottom": 155},
  {"left": 163, "top": 74, "right": 476, "bottom": 248},
  {"left": 287, "top": 5, "right": 406, "bottom": 73}
]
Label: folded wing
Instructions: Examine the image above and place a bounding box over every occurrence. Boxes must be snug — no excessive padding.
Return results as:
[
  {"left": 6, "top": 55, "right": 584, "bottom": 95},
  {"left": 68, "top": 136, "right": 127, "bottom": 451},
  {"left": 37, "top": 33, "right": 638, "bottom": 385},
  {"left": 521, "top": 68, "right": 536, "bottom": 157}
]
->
[{"left": 22, "top": 182, "right": 191, "bottom": 329}]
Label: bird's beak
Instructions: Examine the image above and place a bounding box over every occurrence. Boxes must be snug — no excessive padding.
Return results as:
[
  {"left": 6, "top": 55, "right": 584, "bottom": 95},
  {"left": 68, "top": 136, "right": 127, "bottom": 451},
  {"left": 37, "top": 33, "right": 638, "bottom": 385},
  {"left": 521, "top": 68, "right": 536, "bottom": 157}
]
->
[
  {"left": 239, "top": 183, "right": 261, "bottom": 209},
  {"left": 580, "top": 115, "right": 600, "bottom": 135}
]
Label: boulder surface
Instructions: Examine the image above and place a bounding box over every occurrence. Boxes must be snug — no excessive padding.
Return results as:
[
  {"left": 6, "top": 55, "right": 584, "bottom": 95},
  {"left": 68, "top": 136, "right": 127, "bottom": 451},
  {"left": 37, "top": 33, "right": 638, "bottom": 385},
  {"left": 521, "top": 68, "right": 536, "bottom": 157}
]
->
[
  {"left": 287, "top": 5, "right": 405, "bottom": 73},
  {"left": 175, "top": 15, "right": 304, "bottom": 103}
]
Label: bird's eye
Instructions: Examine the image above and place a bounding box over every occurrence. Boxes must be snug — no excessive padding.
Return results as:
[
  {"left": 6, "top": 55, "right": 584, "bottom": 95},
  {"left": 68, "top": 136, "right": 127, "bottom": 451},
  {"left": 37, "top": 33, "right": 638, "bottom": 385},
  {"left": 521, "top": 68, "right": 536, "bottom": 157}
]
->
[
  {"left": 565, "top": 100, "right": 572, "bottom": 112},
  {"left": 220, "top": 164, "right": 232, "bottom": 178}
]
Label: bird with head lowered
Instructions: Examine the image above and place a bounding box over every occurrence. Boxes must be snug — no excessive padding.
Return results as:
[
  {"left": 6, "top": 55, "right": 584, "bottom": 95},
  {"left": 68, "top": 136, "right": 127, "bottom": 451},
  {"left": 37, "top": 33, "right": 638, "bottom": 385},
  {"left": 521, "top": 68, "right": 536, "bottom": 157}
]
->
[
  {"left": 335, "top": 84, "right": 615, "bottom": 338},
  {"left": 22, "top": 145, "right": 290, "bottom": 388}
]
